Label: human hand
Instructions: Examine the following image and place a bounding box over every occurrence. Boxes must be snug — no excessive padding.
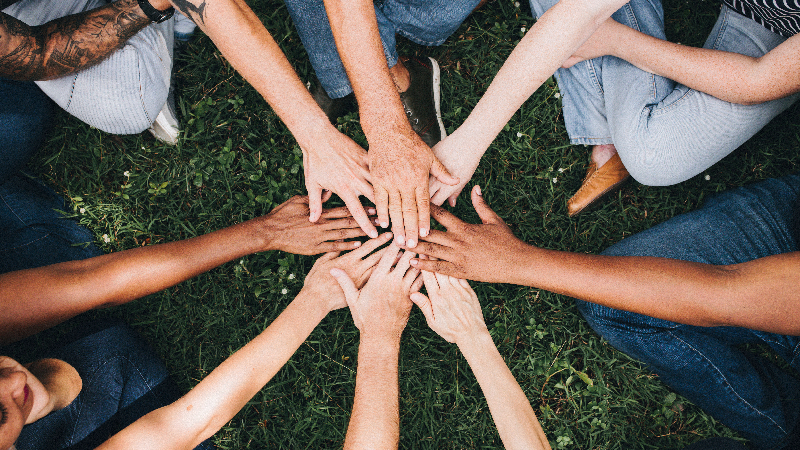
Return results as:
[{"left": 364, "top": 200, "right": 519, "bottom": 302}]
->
[
  {"left": 369, "top": 127, "right": 458, "bottom": 249},
  {"left": 300, "top": 232, "right": 394, "bottom": 313},
  {"left": 301, "top": 128, "right": 378, "bottom": 238},
  {"left": 428, "top": 132, "right": 483, "bottom": 207},
  {"left": 331, "top": 243, "right": 422, "bottom": 341},
  {"left": 409, "top": 186, "right": 530, "bottom": 284},
  {"left": 410, "top": 272, "right": 488, "bottom": 345},
  {"left": 561, "top": 18, "right": 618, "bottom": 68},
  {"left": 260, "top": 195, "right": 369, "bottom": 255}
]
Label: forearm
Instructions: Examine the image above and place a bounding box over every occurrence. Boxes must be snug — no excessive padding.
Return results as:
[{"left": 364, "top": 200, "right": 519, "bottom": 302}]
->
[
  {"left": 606, "top": 22, "right": 799, "bottom": 104},
  {"left": 458, "top": 332, "right": 550, "bottom": 450},
  {"left": 512, "top": 246, "right": 800, "bottom": 334},
  {"left": 0, "top": 0, "right": 150, "bottom": 81},
  {"left": 99, "top": 290, "right": 329, "bottom": 449},
  {"left": 344, "top": 337, "right": 401, "bottom": 450},
  {"left": 322, "top": 0, "right": 407, "bottom": 137},
  {"left": 456, "top": 0, "right": 626, "bottom": 153},
  {"left": 0, "top": 216, "right": 275, "bottom": 344}
]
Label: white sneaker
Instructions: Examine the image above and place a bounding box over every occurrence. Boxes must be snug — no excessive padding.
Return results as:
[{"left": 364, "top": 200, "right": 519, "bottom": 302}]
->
[{"left": 148, "top": 98, "right": 179, "bottom": 144}]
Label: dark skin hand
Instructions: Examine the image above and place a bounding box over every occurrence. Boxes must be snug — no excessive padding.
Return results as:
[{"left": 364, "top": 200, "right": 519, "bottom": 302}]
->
[
  {"left": 408, "top": 185, "right": 530, "bottom": 285},
  {"left": 0, "top": 0, "right": 154, "bottom": 81}
]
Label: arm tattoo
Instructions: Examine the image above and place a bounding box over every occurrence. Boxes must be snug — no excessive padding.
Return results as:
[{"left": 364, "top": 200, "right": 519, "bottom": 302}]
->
[
  {"left": 0, "top": 0, "right": 151, "bottom": 81},
  {"left": 171, "top": 0, "right": 206, "bottom": 27}
]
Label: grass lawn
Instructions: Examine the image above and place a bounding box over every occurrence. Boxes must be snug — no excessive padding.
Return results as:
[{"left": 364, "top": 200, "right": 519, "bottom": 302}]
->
[{"left": 7, "top": 0, "right": 800, "bottom": 448}]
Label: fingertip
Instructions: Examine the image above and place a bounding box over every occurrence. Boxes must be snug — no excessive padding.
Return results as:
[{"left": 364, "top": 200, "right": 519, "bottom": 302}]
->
[
  {"left": 410, "top": 259, "right": 418, "bottom": 266},
  {"left": 448, "top": 197, "right": 456, "bottom": 208},
  {"left": 367, "top": 207, "right": 376, "bottom": 215},
  {"left": 353, "top": 241, "right": 362, "bottom": 248},
  {"left": 368, "top": 230, "right": 378, "bottom": 239},
  {"left": 406, "top": 238, "right": 416, "bottom": 248},
  {"left": 420, "top": 228, "right": 429, "bottom": 238},
  {"left": 475, "top": 185, "right": 482, "bottom": 196}
]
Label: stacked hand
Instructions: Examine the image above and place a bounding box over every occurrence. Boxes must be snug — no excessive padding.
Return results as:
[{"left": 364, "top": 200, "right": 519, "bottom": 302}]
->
[{"left": 410, "top": 272, "right": 487, "bottom": 345}]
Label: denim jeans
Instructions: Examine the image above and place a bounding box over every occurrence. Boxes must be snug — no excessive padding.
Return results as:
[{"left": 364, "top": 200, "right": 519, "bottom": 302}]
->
[
  {"left": 13, "top": 322, "right": 214, "bottom": 450},
  {"left": 3, "top": 0, "right": 174, "bottom": 134},
  {"left": 0, "top": 174, "right": 101, "bottom": 274},
  {"left": 283, "top": 0, "right": 480, "bottom": 98},
  {"left": 0, "top": 78, "right": 54, "bottom": 184},
  {"left": 528, "top": 0, "right": 800, "bottom": 186},
  {"left": 576, "top": 173, "right": 800, "bottom": 450}
]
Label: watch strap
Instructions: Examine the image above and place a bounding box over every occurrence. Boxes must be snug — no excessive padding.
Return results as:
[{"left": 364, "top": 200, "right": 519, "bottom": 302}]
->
[{"left": 137, "top": 0, "right": 175, "bottom": 23}]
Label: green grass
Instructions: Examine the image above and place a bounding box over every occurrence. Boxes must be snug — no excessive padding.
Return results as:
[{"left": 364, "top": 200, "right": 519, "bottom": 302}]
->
[{"left": 7, "top": 0, "right": 800, "bottom": 448}]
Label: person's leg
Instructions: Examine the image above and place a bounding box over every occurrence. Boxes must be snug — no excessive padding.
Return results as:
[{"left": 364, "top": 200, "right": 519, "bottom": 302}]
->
[
  {"left": 0, "top": 77, "right": 55, "bottom": 185},
  {"left": 4, "top": 0, "right": 175, "bottom": 136},
  {"left": 0, "top": 174, "right": 102, "bottom": 274},
  {"left": 576, "top": 173, "right": 800, "bottom": 449},
  {"left": 604, "top": 5, "right": 797, "bottom": 186}
]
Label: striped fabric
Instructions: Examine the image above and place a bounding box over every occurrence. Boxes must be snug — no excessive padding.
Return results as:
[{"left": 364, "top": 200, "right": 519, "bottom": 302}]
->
[{"left": 723, "top": 0, "right": 800, "bottom": 37}]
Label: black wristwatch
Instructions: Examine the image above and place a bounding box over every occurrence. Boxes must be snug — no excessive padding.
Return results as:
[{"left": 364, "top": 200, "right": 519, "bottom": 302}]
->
[{"left": 137, "top": 0, "right": 175, "bottom": 23}]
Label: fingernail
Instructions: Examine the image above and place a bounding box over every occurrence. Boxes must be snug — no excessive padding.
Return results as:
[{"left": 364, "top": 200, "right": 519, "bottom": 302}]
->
[
  {"left": 411, "top": 260, "right": 418, "bottom": 266},
  {"left": 420, "top": 228, "right": 429, "bottom": 237},
  {"left": 407, "top": 239, "right": 416, "bottom": 248},
  {"left": 367, "top": 208, "right": 376, "bottom": 215},
  {"left": 353, "top": 241, "right": 362, "bottom": 247},
  {"left": 380, "top": 221, "right": 389, "bottom": 228},
  {"left": 396, "top": 236, "right": 405, "bottom": 246},
  {"left": 368, "top": 230, "right": 378, "bottom": 238},
  {"left": 476, "top": 185, "right": 482, "bottom": 196}
]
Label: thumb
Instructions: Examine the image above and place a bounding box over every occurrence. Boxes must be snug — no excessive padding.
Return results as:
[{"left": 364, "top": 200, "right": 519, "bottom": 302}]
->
[
  {"left": 308, "top": 185, "right": 324, "bottom": 222},
  {"left": 430, "top": 156, "right": 459, "bottom": 186},
  {"left": 410, "top": 292, "right": 434, "bottom": 325},
  {"left": 330, "top": 268, "right": 359, "bottom": 303},
  {"left": 471, "top": 185, "right": 502, "bottom": 225}
]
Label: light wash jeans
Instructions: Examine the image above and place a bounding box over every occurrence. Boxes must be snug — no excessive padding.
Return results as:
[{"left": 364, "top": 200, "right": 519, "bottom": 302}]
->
[
  {"left": 283, "top": 0, "right": 480, "bottom": 98},
  {"left": 529, "top": 0, "right": 800, "bottom": 186},
  {"left": 576, "top": 173, "right": 800, "bottom": 449},
  {"left": 3, "top": 0, "right": 174, "bottom": 134}
]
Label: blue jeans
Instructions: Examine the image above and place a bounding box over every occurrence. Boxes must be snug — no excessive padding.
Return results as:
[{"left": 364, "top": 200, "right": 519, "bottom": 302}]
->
[
  {"left": 0, "top": 174, "right": 101, "bottom": 274},
  {"left": 0, "top": 77, "right": 54, "bottom": 184},
  {"left": 283, "top": 0, "right": 480, "bottom": 98},
  {"left": 528, "top": 0, "right": 799, "bottom": 186},
  {"left": 576, "top": 173, "right": 800, "bottom": 450},
  {"left": 14, "top": 322, "right": 214, "bottom": 449}
]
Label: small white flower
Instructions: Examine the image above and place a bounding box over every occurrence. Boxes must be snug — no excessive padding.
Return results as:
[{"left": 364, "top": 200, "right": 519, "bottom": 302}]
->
[
  {"left": 102, "top": 234, "right": 111, "bottom": 243},
  {"left": 514, "top": 1, "right": 520, "bottom": 7},
  {"left": 554, "top": 92, "right": 561, "bottom": 99},
  {"left": 281, "top": 288, "right": 288, "bottom": 295},
  {"left": 79, "top": 208, "right": 86, "bottom": 214},
  {"left": 239, "top": 259, "right": 244, "bottom": 265},
  {"left": 123, "top": 171, "right": 130, "bottom": 177},
  {"left": 520, "top": 27, "right": 526, "bottom": 33},
  {"left": 288, "top": 273, "right": 295, "bottom": 280},
  {"left": 704, "top": 174, "right": 711, "bottom": 181},
  {"left": 558, "top": 168, "right": 565, "bottom": 173},
  {"left": 516, "top": 132, "right": 523, "bottom": 138},
  {"left": 552, "top": 177, "right": 558, "bottom": 183}
]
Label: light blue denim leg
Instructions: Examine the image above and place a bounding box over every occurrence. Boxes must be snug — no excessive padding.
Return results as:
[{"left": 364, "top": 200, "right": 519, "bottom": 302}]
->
[
  {"left": 528, "top": 0, "right": 669, "bottom": 146},
  {"left": 605, "top": 5, "right": 798, "bottom": 186},
  {"left": 577, "top": 173, "right": 800, "bottom": 449},
  {"left": 3, "top": 0, "right": 173, "bottom": 135},
  {"left": 283, "top": 0, "right": 478, "bottom": 98}
]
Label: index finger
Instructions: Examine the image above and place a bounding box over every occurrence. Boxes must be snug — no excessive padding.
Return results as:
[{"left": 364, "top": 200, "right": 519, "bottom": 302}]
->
[
  {"left": 430, "top": 204, "right": 464, "bottom": 230},
  {"left": 341, "top": 193, "right": 378, "bottom": 238}
]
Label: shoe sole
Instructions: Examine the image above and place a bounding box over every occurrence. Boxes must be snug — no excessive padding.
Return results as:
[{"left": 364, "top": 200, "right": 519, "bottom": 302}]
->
[
  {"left": 568, "top": 175, "right": 630, "bottom": 217},
  {"left": 427, "top": 57, "right": 446, "bottom": 140}
]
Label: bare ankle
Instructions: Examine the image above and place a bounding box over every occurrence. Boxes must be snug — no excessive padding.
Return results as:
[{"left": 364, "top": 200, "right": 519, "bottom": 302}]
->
[
  {"left": 389, "top": 59, "right": 411, "bottom": 93},
  {"left": 591, "top": 144, "right": 617, "bottom": 168}
]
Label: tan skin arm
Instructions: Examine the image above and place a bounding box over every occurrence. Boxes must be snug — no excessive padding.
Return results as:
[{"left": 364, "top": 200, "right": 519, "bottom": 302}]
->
[
  {"left": 409, "top": 186, "right": 800, "bottom": 336},
  {"left": 97, "top": 239, "right": 393, "bottom": 450},
  {"left": 0, "top": 196, "right": 366, "bottom": 345},
  {"left": 563, "top": 18, "right": 800, "bottom": 105}
]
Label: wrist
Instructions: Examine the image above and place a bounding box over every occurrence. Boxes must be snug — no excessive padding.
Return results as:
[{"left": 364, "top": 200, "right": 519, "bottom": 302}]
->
[
  {"left": 455, "top": 328, "right": 495, "bottom": 360},
  {"left": 358, "top": 335, "right": 402, "bottom": 358},
  {"left": 292, "top": 288, "right": 334, "bottom": 322}
]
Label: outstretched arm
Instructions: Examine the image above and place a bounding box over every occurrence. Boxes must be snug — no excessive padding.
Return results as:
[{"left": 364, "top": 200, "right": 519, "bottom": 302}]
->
[
  {"left": 0, "top": 196, "right": 366, "bottom": 344},
  {"left": 0, "top": 0, "right": 152, "bottom": 81},
  {"left": 331, "top": 244, "right": 420, "bottom": 449},
  {"left": 411, "top": 273, "right": 550, "bottom": 450},
  {"left": 97, "top": 238, "right": 392, "bottom": 449},
  {"left": 428, "top": 0, "right": 627, "bottom": 206},
  {"left": 563, "top": 18, "right": 800, "bottom": 105},
  {"left": 411, "top": 186, "right": 800, "bottom": 336}
]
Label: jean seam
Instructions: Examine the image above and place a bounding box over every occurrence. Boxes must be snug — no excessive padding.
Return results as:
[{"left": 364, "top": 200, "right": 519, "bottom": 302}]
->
[{"left": 669, "top": 330, "right": 789, "bottom": 435}]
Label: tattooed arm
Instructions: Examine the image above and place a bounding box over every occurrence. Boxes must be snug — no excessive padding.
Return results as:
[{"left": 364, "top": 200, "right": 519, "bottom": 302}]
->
[{"left": 0, "top": 0, "right": 161, "bottom": 81}]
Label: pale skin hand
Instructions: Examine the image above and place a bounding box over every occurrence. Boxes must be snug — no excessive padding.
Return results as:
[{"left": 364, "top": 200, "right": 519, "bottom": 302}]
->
[
  {"left": 409, "top": 185, "right": 530, "bottom": 285},
  {"left": 428, "top": 131, "right": 483, "bottom": 207},
  {"left": 410, "top": 274, "right": 551, "bottom": 450},
  {"left": 302, "top": 125, "right": 379, "bottom": 238}
]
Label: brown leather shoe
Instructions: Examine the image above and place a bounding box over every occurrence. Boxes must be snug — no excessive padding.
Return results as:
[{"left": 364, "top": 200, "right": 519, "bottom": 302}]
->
[{"left": 567, "top": 153, "right": 630, "bottom": 217}]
